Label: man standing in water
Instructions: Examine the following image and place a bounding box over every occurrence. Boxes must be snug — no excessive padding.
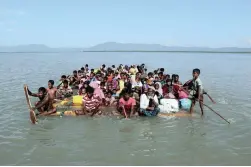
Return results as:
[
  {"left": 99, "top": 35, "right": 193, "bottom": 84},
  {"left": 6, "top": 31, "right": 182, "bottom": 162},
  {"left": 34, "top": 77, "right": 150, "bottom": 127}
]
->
[
  {"left": 27, "top": 87, "right": 56, "bottom": 116},
  {"left": 189, "top": 68, "right": 204, "bottom": 115}
]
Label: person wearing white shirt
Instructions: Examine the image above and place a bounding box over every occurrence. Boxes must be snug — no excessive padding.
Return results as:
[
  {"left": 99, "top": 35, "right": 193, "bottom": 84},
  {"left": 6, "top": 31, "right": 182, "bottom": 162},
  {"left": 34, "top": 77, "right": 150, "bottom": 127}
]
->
[
  {"left": 139, "top": 87, "right": 160, "bottom": 116},
  {"left": 132, "top": 80, "right": 143, "bottom": 88}
]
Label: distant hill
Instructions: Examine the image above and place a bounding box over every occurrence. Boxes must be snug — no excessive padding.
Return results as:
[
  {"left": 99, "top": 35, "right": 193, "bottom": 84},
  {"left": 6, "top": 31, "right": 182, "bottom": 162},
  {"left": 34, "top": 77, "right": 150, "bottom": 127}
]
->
[
  {"left": 1, "top": 42, "right": 251, "bottom": 53},
  {"left": 84, "top": 42, "right": 251, "bottom": 53}
]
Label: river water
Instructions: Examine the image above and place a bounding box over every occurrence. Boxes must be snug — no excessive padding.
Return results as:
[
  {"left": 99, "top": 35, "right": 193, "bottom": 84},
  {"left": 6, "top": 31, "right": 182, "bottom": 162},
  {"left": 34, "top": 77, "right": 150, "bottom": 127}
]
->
[{"left": 0, "top": 52, "right": 251, "bottom": 165}]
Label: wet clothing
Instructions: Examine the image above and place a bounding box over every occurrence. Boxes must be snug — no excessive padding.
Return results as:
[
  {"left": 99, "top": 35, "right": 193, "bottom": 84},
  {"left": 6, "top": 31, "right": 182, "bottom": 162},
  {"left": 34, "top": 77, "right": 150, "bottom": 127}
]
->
[
  {"left": 83, "top": 94, "right": 101, "bottom": 111},
  {"left": 140, "top": 94, "right": 159, "bottom": 109},
  {"left": 119, "top": 97, "right": 136, "bottom": 111},
  {"left": 189, "top": 77, "right": 203, "bottom": 98},
  {"left": 139, "top": 107, "right": 160, "bottom": 116}
]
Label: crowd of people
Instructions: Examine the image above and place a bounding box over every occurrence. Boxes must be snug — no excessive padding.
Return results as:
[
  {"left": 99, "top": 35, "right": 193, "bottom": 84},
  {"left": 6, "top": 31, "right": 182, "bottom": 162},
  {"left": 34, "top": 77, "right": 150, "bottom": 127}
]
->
[{"left": 27, "top": 64, "right": 204, "bottom": 118}]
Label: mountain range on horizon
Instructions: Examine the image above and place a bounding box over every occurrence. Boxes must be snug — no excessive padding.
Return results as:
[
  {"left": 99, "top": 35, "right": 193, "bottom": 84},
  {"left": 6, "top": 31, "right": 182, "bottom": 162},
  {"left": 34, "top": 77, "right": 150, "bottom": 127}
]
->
[{"left": 0, "top": 42, "right": 251, "bottom": 53}]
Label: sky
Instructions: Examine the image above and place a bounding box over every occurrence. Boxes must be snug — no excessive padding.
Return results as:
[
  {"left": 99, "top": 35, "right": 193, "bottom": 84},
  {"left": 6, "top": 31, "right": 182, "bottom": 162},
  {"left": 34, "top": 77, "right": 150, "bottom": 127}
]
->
[{"left": 0, "top": 0, "right": 251, "bottom": 48}]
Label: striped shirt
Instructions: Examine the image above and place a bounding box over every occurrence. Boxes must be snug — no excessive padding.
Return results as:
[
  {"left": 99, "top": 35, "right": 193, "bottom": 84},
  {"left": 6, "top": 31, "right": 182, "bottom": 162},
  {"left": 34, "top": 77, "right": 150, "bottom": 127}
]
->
[{"left": 83, "top": 94, "right": 101, "bottom": 110}]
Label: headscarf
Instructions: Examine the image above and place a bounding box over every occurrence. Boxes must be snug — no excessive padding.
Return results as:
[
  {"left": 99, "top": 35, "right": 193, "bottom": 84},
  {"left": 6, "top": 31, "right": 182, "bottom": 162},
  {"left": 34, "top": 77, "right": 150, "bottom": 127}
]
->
[
  {"left": 90, "top": 81, "right": 105, "bottom": 99},
  {"left": 155, "top": 82, "right": 163, "bottom": 96}
]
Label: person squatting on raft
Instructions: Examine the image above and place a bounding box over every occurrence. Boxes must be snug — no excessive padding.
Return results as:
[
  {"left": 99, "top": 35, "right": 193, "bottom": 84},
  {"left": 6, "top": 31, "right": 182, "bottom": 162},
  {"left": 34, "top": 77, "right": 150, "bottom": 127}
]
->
[
  {"left": 27, "top": 87, "right": 57, "bottom": 116},
  {"left": 139, "top": 86, "right": 160, "bottom": 116},
  {"left": 75, "top": 86, "right": 102, "bottom": 116},
  {"left": 117, "top": 88, "right": 137, "bottom": 118},
  {"left": 56, "top": 80, "right": 73, "bottom": 100}
]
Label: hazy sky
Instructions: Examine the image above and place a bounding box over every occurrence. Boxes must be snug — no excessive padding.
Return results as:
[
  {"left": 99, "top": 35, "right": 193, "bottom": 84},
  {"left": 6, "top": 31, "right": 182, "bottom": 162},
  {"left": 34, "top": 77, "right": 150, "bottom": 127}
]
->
[{"left": 1, "top": 0, "right": 251, "bottom": 48}]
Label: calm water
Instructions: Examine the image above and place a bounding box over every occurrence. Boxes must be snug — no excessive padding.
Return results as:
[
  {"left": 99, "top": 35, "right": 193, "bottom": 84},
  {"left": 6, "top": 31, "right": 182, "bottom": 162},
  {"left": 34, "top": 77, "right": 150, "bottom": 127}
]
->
[{"left": 0, "top": 52, "right": 251, "bottom": 165}]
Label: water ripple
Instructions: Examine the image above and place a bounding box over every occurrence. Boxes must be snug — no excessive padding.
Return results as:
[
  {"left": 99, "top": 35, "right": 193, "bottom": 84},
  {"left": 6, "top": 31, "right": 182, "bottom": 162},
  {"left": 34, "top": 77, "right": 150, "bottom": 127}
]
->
[{"left": 0, "top": 52, "right": 251, "bottom": 165}]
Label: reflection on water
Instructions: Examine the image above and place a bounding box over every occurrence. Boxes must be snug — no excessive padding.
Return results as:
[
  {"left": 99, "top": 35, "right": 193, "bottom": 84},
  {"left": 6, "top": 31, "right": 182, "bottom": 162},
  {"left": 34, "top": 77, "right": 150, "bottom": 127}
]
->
[{"left": 0, "top": 52, "right": 251, "bottom": 165}]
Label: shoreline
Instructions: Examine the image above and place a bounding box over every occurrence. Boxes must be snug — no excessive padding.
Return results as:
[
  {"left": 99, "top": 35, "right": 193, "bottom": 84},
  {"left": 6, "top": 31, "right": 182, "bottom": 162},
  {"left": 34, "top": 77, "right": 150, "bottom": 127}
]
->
[{"left": 0, "top": 50, "right": 251, "bottom": 54}]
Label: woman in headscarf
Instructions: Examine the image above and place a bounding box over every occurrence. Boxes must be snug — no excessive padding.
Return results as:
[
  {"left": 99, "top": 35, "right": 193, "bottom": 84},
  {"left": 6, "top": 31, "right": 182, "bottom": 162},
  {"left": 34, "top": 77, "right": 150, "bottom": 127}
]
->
[
  {"left": 89, "top": 81, "right": 105, "bottom": 103},
  {"left": 154, "top": 82, "right": 163, "bottom": 96},
  {"left": 154, "top": 82, "right": 163, "bottom": 103}
]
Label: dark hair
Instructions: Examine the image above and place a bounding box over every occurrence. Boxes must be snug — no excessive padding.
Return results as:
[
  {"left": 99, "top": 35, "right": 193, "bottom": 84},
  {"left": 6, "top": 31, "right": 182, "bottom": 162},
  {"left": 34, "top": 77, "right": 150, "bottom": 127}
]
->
[
  {"left": 119, "top": 88, "right": 130, "bottom": 98},
  {"left": 171, "top": 74, "right": 176, "bottom": 80},
  {"left": 100, "top": 82, "right": 106, "bottom": 86},
  {"left": 107, "top": 67, "right": 112, "bottom": 72},
  {"left": 91, "top": 69, "right": 94, "bottom": 72},
  {"left": 193, "top": 68, "right": 200, "bottom": 74},
  {"left": 63, "top": 80, "right": 68, "bottom": 85},
  {"left": 73, "top": 70, "right": 77, "bottom": 73},
  {"left": 61, "top": 75, "right": 66, "bottom": 79},
  {"left": 84, "top": 81, "right": 90, "bottom": 85},
  {"left": 48, "top": 80, "right": 54, "bottom": 85},
  {"left": 124, "top": 82, "right": 132, "bottom": 92},
  {"left": 81, "top": 67, "right": 85, "bottom": 71},
  {"left": 38, "top": 87, "right": 46, "bottom": 93},
  {"left": 102, "top": 64, "right": 106, "bottom": 67},
  {"left": 148, "top": 72, "right": 153, "bottom": 76},
  {"left": 78, "top": 70, "right": 82, "bottom": 73},
  {"left": 107, "top": 90, "right": 113, "bottom": 95},
  {"left": 85, "top": 64, "right": 88, "bottom": 67},
  {"left": 86, "top": 86, "right": 94, "bottom": 94},
  {"left": 112, "top": 65, "right": 115, "bottom": 68},
  {"left": 158, "top": 72, "right": 163, "bottom": 76},
  {"left": 160, "top": 68, "right": 165, "bottom": 72}
]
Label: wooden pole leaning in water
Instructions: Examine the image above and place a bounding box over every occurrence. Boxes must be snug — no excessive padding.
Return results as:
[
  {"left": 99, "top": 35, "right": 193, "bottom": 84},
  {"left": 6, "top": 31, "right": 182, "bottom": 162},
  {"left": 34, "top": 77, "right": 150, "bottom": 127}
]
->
[
  {"left": 202, "top": 90, "right": 216, "bottom": 104},
  {"left": 178, "top": 86, "right": 230, "bottom": 124},
  {"left": 197, "top": 100, "right": 230, "bottom": 124}
]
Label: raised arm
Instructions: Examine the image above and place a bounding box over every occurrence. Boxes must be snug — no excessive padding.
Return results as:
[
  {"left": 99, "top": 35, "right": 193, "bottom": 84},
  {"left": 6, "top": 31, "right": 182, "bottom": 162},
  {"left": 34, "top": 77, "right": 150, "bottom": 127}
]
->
[{"left": 27, "top": 87, "right": 38, "bottom": 97}]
